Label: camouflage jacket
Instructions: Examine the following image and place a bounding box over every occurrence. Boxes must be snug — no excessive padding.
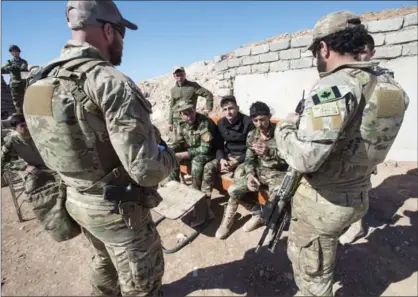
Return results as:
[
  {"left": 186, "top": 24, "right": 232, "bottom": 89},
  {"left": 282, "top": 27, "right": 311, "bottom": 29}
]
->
[
  {"left": 1, "top": 131, "right": 46, "bottom": 172},
  {"left": 169, "top": 80, "right": 213, "bottom": 124},
  {"left": 275, "top": 61, "right": 409, "bottom": 192},
  {"left": 23, "top": 40, "right": 178, "bottom": 193},
  {"left": 244, "top": 123, "right": 288, "bottom": 178},
  {"left": 1, "top": 58, "right": 28, "bottom": 86},
  {"left": 171, "top": 113, "right": 217, "bottom": 158}
]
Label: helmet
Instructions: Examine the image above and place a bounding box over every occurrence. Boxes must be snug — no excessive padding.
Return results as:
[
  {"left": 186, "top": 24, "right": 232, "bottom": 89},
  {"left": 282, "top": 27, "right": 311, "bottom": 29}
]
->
[{"left": 9, "top": 45, "right": 21, "bottom": 53}]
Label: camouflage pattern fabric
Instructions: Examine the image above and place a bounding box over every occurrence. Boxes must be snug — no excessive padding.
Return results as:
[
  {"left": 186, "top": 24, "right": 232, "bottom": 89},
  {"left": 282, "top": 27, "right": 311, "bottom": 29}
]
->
[
  {"left": 23, "top": 40, "right": 177, "bottom": 296},
  {"left": 228, "top": 124, "right": 288, "bottom": 201},
  {"left": 66, "top": 195, "right": 164, "bottom": 296},
  {"left": 167, "top": 112, "right": 217, "bottom": 190},
  {"left": 1, "top": 58, "right": 28, "bottom": 114},
  {"left": 201, "top": 156, "right": 246, "bottom": 198},
  {"left": 169, "top": 80, "right": 213, "bottom": 126},
  {"left": 1, "top": 130, "right": 47, "bottom": 192},
  {"left": 244, "top": 123, "right": 289, "bottom": 178},
  {"left": 275, "top": 61, "right": 409, "bottom": 296},
  {"left": 169, "top": 155, "right": 214, "bottom": 190}
]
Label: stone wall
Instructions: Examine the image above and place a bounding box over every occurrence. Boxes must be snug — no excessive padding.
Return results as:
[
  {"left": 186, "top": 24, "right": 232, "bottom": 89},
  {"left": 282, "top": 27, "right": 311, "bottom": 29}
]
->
[
  {"left": 213, "top": 12, "right": 418, "bottom": 161},
  {"left": 215, "top": 12, "right": 417, "bottom": 96}
]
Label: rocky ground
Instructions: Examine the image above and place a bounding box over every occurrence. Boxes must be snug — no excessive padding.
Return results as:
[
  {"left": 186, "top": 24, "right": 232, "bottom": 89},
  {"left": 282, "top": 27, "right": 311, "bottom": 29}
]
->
[{"left": 1, "top": 161, "right": 417, "bottom": 296}]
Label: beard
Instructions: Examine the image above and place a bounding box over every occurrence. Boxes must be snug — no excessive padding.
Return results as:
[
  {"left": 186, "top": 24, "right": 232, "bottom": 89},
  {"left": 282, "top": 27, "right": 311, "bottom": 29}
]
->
[
  {"left": 316, "top": 53, "right": 327, "bottom": 73},
  {"left": 108, "top": 38, "right": 123, "bottom": 66}
]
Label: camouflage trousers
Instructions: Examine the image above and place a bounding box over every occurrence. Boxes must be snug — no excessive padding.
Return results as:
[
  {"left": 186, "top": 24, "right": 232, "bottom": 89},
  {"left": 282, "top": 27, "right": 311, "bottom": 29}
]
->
[
  {"left": 167, "top": 154, "right": 214, "bottom": 190},
  {"left": 288, "top": 181, "right": 369, "bottom": 296},
  {"left": 227, "top": 169, "right": 285, "bottom": 213},
  {"left": 10, "top": 82, "right": 26, "bottom": 115},
  {"left": 65, "top": 189, "right": 164, "bottom": 296},
  {"left": 201, "top": 158, "right": 246, "bottom": 197}
]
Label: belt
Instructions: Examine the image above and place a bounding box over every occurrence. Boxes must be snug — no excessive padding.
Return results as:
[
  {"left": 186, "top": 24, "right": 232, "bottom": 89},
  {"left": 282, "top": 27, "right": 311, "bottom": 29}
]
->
[{"left": 297, "top": 182, "right": 367, "bottom": 206}]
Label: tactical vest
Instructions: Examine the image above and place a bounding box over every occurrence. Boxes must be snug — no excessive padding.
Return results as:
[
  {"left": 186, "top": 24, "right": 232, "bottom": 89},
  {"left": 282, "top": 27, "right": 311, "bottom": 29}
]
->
[
  {"left": 343, "top": 67, "right": 407, "bottom": 165},
  {"left": 307, "top": 64, "right": 408, "bottom": 191},
  {"left": 23, "top": 57, "right": 132, "bottom": 193}
]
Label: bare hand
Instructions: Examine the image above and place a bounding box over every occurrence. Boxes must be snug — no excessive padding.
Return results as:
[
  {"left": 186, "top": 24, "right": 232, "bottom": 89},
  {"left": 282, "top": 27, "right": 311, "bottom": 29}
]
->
[
  {"left": 220, "top": 159, "right": 230, "bottom": 173},
  {"left": 247, "top": 174, "right": 260, "bottom": 192},
  {"left": 227, "top": 158, "right": 238, "bottom": 171},
  {"left": 285, "top": 112, "right": 300, "bottom": 124},
  {"left": 25, "top": 165, "right": 38, "bottom": 174},
  {"left": 252, "top": 141, "right": 269, "bottom": 156}
]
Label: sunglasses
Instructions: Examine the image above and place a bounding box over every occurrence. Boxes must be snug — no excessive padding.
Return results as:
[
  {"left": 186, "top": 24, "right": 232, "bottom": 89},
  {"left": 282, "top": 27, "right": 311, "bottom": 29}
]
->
[{"left": 98, "top": 20, "right": 126, "bottom": 39}]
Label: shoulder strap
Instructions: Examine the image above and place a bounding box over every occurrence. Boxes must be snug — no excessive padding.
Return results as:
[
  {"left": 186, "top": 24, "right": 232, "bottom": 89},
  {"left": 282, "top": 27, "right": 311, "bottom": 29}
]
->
[{"left": 55, "top": 58, "right": 108, "bottom": 115}]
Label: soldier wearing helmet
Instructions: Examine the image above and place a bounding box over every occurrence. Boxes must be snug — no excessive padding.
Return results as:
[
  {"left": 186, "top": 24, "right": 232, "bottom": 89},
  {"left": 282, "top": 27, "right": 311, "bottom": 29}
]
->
[{"left": 1, "top": 44, "right": 28, "bottom": 115}]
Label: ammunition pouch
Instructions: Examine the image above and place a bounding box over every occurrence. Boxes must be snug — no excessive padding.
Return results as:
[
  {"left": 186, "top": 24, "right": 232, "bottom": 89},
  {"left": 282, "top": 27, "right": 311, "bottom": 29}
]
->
[{"left": 28, "top": 172, "right": 81, "bottom": 242}]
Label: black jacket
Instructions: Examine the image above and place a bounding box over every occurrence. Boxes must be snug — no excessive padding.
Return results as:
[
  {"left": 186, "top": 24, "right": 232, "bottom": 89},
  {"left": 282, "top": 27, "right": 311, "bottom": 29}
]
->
[{"left": 216, "top": 113, "right": 254, "bottom": 163}]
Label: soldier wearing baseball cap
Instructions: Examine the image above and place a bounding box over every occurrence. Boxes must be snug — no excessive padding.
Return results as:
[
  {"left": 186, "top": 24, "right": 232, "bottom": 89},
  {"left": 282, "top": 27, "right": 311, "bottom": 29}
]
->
[
  {"left": 23, "top": 1, "right": 177, "bottom": 296},
  {"left": 166, "top": 99, "right": 218, "bottom": 227},
  {"left": 168, "top": 64, "right": 214, "bottom": 141},
  {"left": 305, "top": 11, "right": 361, "bottom": 52},
  {"left": 274, "top": 10, "right": 409, "bottom": 296}
]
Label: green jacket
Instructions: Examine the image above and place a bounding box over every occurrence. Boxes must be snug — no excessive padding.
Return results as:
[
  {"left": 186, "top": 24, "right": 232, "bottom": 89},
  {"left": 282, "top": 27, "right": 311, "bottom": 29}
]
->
[
  {"left": 171, "top": 113, "right": 217, "bottom": 158},
  {"left": 1, "top": 57, "right": 28, "bottom": 86},
  {"left": 169, "top": 80, "right": 213, "bottom": 124}
]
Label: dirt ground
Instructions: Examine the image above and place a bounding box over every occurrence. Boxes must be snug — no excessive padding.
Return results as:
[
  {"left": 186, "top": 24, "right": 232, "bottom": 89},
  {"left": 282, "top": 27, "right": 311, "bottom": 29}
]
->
[{"left": 1, "top": 161, "right": 417, "bottom": 296}]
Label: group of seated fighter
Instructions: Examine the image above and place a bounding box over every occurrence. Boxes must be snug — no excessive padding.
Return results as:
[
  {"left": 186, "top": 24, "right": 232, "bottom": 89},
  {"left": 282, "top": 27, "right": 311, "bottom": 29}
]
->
[{"left": 166, "top": 95, "right": 289, "bottom": 239}]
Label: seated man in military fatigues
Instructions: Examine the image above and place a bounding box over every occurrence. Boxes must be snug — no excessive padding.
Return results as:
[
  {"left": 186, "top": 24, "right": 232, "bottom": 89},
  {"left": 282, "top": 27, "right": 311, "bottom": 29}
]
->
[
  {"left": 215, "top": 101, "right": 289, "bottom": 239},
  {"left": 1, "top": 114, "right": 51, "bottom": 194},
  {"left": 166, "top": 100, "right": 218, "bottom": 227}
]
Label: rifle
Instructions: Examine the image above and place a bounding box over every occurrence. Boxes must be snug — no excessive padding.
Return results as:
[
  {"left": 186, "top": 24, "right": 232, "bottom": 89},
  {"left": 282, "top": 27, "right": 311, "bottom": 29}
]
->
[
  {"left": 295, "top": 90, "right": 305, "bottom": 115},
  {"left": 255, "top": 168, "right": 302, "bottom": 253},
  {"left": 255, "top": 90, "right": 306, "bottom": 254}
]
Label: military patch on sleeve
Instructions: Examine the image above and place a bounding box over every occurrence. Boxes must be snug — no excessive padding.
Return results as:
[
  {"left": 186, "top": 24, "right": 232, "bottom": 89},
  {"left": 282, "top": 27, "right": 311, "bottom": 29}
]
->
[
  {"left": 312, "top": 86, "right": 342, "bottom": 105},
  {"left": 312, "top": 101, "right": 340, "bottom": 118},
  {"left": 201, "top": 131, "right": 212, "bottom": 143}
]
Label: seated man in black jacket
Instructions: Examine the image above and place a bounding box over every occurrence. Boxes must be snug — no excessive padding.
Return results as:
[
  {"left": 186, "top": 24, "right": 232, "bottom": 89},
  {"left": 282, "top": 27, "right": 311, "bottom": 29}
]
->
[{"left": 201, "top": 96, "right": 254, "bottom": 202}]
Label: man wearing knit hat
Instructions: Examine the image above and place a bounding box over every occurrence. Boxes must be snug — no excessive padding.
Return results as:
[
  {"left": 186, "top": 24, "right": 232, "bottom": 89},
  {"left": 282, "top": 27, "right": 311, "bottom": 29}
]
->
[{"left": 274, "top": 11, "right": 409, "bottom": 296}]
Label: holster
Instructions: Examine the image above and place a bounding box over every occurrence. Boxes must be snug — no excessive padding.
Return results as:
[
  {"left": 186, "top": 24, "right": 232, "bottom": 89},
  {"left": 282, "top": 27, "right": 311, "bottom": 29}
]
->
[{"left": 103, "top": 183, "right": 163, "bottom": 229}]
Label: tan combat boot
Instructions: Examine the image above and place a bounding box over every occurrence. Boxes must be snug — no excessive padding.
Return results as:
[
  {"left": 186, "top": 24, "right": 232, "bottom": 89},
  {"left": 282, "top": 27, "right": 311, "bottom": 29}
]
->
[
  {"left": 339, "top": 218, "right": 365, "bottom": 245},
  {"left": 242, "top": 214, "right": 265, "bottom": 232},
  {"left": 215, "top": 198, "right": 239, "bottom": 239}
]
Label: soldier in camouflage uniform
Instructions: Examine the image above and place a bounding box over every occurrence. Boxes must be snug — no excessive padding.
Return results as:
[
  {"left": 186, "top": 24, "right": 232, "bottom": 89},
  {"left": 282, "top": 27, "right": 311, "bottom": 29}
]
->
[
  {"left": 168, "top": 66, "right": 214, "bottom": 140},
  {"left": 275, "top": 12, "right": 409, "bottom": 296},
  {"left": 216, "top": 102, "right": 288, "bottom": 239},
  {"left": 167, "top": 100, "right": 218, "bottom": 227},
  {"left": 340, "top": 33, "right": 396, "bottom": 246},
  {"left": 1, "top": 114, "right": 50, "bottom": 193},
  {"left": 1, "top": 45, "right": 28, "bottom": 115},
  {"left": 22, "top": 1, "right": 178, "bottom": 296}
]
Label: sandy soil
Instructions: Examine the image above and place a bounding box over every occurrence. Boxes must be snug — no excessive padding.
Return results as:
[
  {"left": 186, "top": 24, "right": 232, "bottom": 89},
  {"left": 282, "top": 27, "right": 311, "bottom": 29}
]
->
[{"left": 1, "top": 161, "right": 417, "bottom": 296}]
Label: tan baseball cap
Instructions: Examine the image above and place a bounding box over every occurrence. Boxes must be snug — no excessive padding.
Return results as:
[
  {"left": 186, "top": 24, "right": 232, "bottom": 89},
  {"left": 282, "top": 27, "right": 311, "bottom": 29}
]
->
[
  {"left": 177, "top": 100, "right": 194, "bottom": 112},
  {"left": 66, "top": 0, "right": 138, "bottom": 31},
  {"left": 173, "top": 66, "right": 185, "bottom": 73},
  {"left": 305, "top": 11, "right": 361, "bottom": 52}
]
